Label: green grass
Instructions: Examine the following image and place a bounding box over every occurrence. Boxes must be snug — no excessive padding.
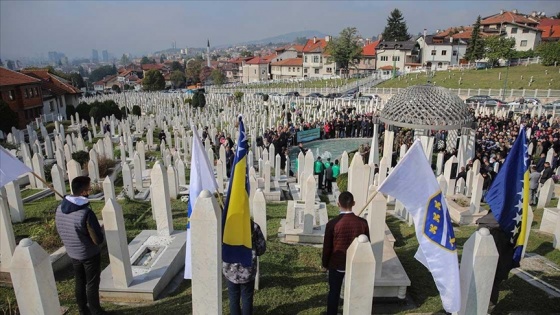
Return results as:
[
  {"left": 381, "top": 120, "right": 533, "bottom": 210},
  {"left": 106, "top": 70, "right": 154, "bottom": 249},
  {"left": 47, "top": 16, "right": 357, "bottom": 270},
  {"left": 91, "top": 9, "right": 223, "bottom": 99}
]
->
[
  {"left": 2, "top": 200, "right": 560, "bottom": 314},
  {"left": 376, "top": 64, "right": 560, "bottom": 90},
  {"left": 19, "top": 189, "right": 43, "bottom": 199}
]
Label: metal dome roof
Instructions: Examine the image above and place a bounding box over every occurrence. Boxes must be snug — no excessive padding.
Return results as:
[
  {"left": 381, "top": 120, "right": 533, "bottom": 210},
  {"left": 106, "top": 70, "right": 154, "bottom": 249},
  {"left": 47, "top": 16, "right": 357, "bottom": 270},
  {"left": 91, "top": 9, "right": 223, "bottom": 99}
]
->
[{"left": 379, "top": 84, "right": 473, "bottom": 130}]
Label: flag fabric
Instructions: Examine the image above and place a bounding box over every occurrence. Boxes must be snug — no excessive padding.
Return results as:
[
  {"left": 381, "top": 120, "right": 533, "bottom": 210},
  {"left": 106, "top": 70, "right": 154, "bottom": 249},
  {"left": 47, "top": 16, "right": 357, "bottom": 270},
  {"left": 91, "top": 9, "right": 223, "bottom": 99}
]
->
[
  {"left": 222, "top": 116, "right": 252, "bottom": 267},
  {"left": 184, "top": 125, "right": 219, "bottom": 279},
  {"left": 0, "top": 145, "right": 32, "bottom": 188},
  {"left": 485, "top": 127, "right": 529, "bottom": 266},
  {"left": 377, "top": 140, "right": 460, "bottom": 313}
]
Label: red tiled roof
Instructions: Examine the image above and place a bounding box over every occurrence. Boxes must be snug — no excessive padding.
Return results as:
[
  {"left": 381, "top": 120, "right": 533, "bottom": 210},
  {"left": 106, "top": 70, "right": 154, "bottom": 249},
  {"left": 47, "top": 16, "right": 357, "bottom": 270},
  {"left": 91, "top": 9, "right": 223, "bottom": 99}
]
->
[
  {"left": 93, "top": 75, "right": 117, "bottom": 86},
  {"left": 0, "top": 67, "right": 41, "bottom": 86},
  {"left": 481, "top": 11, "right": 537, "bottom": 26},
  {"left": 245, "top": 57, "right": 269, "bottom": 65},
  {"left": 362, "top": 40, "right": 380, "bottom": 56},
  {"left": 539, "top": 18, "right": 560, "bottom": 27},
  {"left": 435, "top": 26, "right": 493, "bottom": 39},
  {"left": 22, "top": 70, "right": 82, "bottom": 95},
  {"left": 379, "top": 65, "right": 399, "bottom": 70},
  {"left": 302, "top": 38, "right": 328, "bottom": 53},
  {"left": 539, "top": 24, "right": 560, "bottom": 40},
  {"left": 270, "top": 58, "right": 303, "bottom": 67}
]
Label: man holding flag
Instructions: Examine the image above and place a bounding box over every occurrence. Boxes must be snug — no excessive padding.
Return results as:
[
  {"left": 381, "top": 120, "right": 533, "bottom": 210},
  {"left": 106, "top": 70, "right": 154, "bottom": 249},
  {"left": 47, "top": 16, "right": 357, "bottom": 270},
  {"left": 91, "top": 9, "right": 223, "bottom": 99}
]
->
[
  {"left": 184, "top": 125, "right": 219, "bottom": 279},
  {"left": 222, "top": 116, "right": 266, "bottom": 315},
  {"left": 483, "top": 126, "right": 530, "bottom": 305},
  {"left": 377, "top": 140, "right": 461, "bottom": 313}
]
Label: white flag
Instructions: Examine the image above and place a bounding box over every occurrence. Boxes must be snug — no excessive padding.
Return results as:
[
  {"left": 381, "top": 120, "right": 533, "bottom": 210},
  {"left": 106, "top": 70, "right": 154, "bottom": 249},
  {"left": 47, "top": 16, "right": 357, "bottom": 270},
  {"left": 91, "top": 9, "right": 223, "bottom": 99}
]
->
[
  {"left": 184, "top": 125, "right": 218, "bottom": 279},
  {"left": 378, "top": 140, "right": 461, "bottom": 313},
  {"left": 0, "top": 146, "right": 32, "bottom": 188}
]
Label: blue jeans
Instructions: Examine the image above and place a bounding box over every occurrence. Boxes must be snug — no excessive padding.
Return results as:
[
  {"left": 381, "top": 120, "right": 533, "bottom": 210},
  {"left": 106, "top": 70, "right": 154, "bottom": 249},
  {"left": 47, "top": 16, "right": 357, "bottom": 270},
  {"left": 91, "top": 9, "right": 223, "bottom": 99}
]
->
[
  {"left": 327, "top": 270, "right": 345, "bottom": 315},
  {"left": 226, "top": 279, "right": 255, "bottom": 315}
]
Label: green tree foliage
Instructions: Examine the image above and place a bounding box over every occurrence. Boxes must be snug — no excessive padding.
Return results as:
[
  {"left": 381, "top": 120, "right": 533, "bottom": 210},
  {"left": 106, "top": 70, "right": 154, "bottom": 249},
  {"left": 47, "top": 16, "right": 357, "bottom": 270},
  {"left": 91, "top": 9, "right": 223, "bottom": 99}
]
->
[
  {"left": 71, "top": 151, "right": 90, "bottom": 168},
  {"left": 132, "top": 105, "right": 141, "bottom": 116},
  {"left": 141, "top": 56, "right": 151, "bottom": 65},
  {"left": 124, "top": 84, "right": 131, "bottom": 90},
  {"left": 234, "top": 91, "right": 244, "bottom": 103},
  {"left": 170, "top": 70, "right": 186, "bottom": 87},
  {"left": 326, "top": 27, "right": 362, "bottom": 77},
  {"left": 66, "top": 104, "right": 76, "bottom": 119},
  {"left": 465, "top": 16, "right": 486, "bottom": 62},
  {"left": 120, "top": 106, "right": 128, "bottom": 119},
  {"left": 0, "top": 100, "right": 18, "bottom": 133},
  {"left": 75, "top": 102, "right": 91, "bottom": 121},
  {"left": 198, "top": 93, "right": 206, "bottom": 108},
  {"left": 555, "top": 12, "right": 560, "bottom": 19},
  {"left": 536, "top": 42, "right": 560, "bottom": 66},
  {"left": 240, "top": 50, "right": 254, "bottom": 57},
  {"left": 89, "top": 65, "right": 117, "bottom": 82},
  {"left": 88, "top": 100, "right": 122, "bottom": 123},
  {"left": 120, "top": 54, "right": 130, "bottom": 65},
  {"left": 186, "top": 59, "right": 203, "bottom": 84},
  {"left": 69, "top": 73, "right": 85, "bottom": 88},
  {"left": 295, "top": 36, "right": 308, "bottom": 45},
  {"left": 192, "top": 92, "right": 200, "bottom": 107},
  {"left": 512, "top": 49, "right": 535, "bottom": 59},
  {"left": 111, "top": 84, "right": 121, "bottom": 93},
  {"left": 142, "top": 70, "right": 165, "bottom": 91},
  {"left": 170, "top": 61, "right": 184, "bottom": 72},
  {"left": 211, "top": 69, "right": 226, "bottom": 86},
  {"left": 6, "top": 60, "right": 15, "bottom": 70},
  {"left": 484, "top": 36, "right": 515, "bottom": 65},
  {"left": 381, "top": 9, "right": 410, "bottom": 41}
]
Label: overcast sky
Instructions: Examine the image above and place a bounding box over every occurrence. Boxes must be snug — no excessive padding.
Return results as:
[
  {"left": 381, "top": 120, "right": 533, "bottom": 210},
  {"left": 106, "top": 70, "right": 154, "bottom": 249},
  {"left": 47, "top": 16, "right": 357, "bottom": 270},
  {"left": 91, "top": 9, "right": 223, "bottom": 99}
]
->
[{"left": 1, "top": 1, "right": 558, "bottom": 60}]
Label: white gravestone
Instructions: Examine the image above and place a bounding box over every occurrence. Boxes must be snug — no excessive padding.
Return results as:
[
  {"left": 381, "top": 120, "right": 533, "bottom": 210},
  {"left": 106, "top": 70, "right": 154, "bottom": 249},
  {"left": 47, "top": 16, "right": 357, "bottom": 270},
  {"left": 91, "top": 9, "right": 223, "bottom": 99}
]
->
[
  {"left": 102, "top": 198, "right": 133, "bottom": 288},
  {"left": 366, "top": 185, "right": 386, "bottom": 278},
  {"left": 51, "top": 164, "right": 66, "bottom": 201},
  {"left": 5, "top": 181, "right": 25, "bottom": 223},
  {"left": 151, "top": 161, "right": 174, "bottom": 236},
  {"left": 457, "top": 228, "right": 499, "bottom": 315},
  {"left": 538, "top": 178, "right": 554, "bottom": 209},
  {"left": 9, "top": 238, "right": 62, "bottom": 315},
  {"left": 470, "top": 174, "right": 484, "bottom": 214},
  {"left": 0, "top": 188, "right": 16, "bottom": 272},
  {"left": 103, "top": 176, "right": 116, "bottom": 203},
  {"left": 348, "top": 154, "right": 371, "bottom": 214},
  {"left": 343, "top": 235, "right": 375, "bottom": 315}
]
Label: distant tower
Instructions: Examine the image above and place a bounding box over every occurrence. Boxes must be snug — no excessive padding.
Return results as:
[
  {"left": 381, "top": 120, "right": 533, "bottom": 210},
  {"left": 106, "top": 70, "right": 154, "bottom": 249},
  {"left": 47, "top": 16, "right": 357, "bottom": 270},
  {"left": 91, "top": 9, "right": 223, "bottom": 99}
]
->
[{"left": 207, "top": 39, "right": 211, "bottom": 67}]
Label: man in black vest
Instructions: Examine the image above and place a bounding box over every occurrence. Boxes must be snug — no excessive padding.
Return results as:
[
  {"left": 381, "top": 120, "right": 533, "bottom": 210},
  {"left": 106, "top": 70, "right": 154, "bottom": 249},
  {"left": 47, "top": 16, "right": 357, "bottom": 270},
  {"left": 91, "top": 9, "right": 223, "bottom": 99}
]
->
[{"left": 55, "top": 176, "right": 106, "bottom": 315}]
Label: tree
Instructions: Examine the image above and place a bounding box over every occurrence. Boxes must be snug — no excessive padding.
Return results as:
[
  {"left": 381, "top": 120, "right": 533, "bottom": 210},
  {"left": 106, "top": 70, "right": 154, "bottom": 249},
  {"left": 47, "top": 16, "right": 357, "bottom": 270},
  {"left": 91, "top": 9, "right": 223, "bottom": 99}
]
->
[
  {"left": 6, "top": 60, "right": 15, "bottom": 70},
  {"left": 66, "top": 104, "right": 76, "bottom": 119},
  {"left": 211, "top": 69, "right": 226, "bottom": 86},
  {"left": 536, "top": 42, "right": 560, "bottom": 66},
  {"left": 170, "top": 61, "right": 184, "bottom": 72},
  {"left": 240, "top": 50, "right": 253, "bottom": 57},
  {"left": 199, "top": 66, "right": 213, "bottom": 83},
  {"left": 142, "top": 70, "right": 165, "bottom": 91},
  {"left": 111, "top": 84, "right": 121, "bottom": 93},
  {"left": 89, "top": 65, "right": 117, "bottom": 82},
  {"left": 132, "top": 105, "right": 141, "bottom": 116},
  {"left": 69, "top": 73, "right": 85, "bottom": 88},
  {"left": 120, "top": 54, "right": 130, "bottom": 65},
  {"left": 160, "top": 55, "right": 165, "bottom": 63},
  {"left": 0, "top": 100, "right": 18, "bottom": 133},
  {"left": 124, "top": 84, "right": 131, "bottom": 90},
  {"left": 465, "top": 16, "right": 486, "bottom": 62},
  {"left": 192, "top": 92, "right": 200, "bottom": 107},
  {"left": 483, "top": 36, "right": 515, "bottom": 66},
  {"left": 140, "top": 56, "right": 155, "bottom": 65},
  {"left": 555, "top": 12, "right": 560, "bottom": 19},
  {"left": 170, "top": 70, "right": 186, "bottom": 87},
  {"left": 199, "top": 93, "right": 206, "bottom": 108},
  {"left": 75, "top": 102, "right": 91, "bottom": 121},
  {"left": 186, "top": 59, "right": 203, "bottom": 84},
  {"left": 381, "top": 9, "right": 410, "bottom": 41},
  {"left": 326, "top": 27, "right": 362, "bottom": 77},
  {"left": 295, "top": 36, "right": 308, "bottom": 45}
]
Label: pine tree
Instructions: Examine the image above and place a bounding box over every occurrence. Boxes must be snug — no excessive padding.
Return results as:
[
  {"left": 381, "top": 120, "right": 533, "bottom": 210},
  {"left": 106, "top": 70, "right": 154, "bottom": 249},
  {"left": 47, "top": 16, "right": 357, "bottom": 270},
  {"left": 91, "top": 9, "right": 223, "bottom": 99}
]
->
[
  {"left": 381, "top": 9, "right": 410, "bottom": 42},
  {"left": 465, "top": 16, "right": 485, "bottom": 62}
]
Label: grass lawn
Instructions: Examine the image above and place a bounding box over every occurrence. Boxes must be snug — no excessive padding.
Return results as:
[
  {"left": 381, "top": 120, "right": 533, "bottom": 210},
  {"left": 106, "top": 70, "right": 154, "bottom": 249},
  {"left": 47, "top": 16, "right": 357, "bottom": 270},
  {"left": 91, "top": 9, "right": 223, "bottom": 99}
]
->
[
  {"left": 19, "top": 188, "right": 43, "bottom": 199},
  {"left": 2, "top": 200, "right": 560, "bottom": 314},
  {"left": 376, "top": 64, "right": 560, "bottom": 90}
]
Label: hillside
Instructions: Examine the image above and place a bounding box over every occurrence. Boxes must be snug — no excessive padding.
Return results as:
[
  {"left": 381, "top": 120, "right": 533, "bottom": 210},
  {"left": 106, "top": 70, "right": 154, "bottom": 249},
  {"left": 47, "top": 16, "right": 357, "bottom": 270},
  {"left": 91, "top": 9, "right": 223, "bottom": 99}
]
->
[
  {"left": 238, "top": 30, "right": 328, "bottom": 46},
  {"left": 376, "top": 64, "right": 560, "bottom": 90}
]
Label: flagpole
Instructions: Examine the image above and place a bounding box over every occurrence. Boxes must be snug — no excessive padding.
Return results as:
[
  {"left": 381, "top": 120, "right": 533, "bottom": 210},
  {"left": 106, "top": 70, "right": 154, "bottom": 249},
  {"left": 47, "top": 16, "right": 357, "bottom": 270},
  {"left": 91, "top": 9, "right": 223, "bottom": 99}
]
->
[
  {"left": 31, "top": 172, "right": 64, "bottom": 199},
  {"left": 356, "top": 189, "right": 380, "bottom": 217}
]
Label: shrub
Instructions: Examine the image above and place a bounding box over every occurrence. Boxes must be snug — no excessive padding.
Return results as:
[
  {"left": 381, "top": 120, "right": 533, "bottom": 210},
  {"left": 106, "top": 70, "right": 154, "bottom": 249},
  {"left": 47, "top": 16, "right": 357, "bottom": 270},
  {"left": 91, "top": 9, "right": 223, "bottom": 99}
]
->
[
  {"left": 132, "top": 105, "right": 141, "bottom": 116},
  {"left": 263, "top": 94, "right": 269, "bottom": 102},
  {"left": 0, "top": 100, "right": 18, "bottom": 134},
  {"left": 184, "top": 98, "right": 192, "bottom": 105},
  {"left": 192, "top": 92, "right": 200, "bottom": 107},
  {"left": 120, "top": 106, "right": 128, "bottom": 119},
  {"left": 98, "top": 157, "right": 117, "bottom": 178},
  {"left": 199, "top": 93, "right": 206, "bottom": 108},
  {"left": 336, "top": 173, "right": 348, "bottom": 192},
  {"left": 75, "top": 102, "right": 91, "bottom": 121},
  {"left": 66, "top": 105, "right": 76, "bottom": 120},
  {"left": 71, "top": 150, "right": 90, "bottom": 168},
  {"left": 234, "top": 91, "right": 244, "bottom": 103}
]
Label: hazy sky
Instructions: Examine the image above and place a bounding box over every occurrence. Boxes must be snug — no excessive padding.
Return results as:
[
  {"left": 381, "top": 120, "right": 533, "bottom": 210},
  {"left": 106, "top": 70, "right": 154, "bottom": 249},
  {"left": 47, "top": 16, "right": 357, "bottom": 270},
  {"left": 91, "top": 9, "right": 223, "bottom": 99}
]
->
[{"left": 1, "top": 1, "right": 558, "bottom": 60}]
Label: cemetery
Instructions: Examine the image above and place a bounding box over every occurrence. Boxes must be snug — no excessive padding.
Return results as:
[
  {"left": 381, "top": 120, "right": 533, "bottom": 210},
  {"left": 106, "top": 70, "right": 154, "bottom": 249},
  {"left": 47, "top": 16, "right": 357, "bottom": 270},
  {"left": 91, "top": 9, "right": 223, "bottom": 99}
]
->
[{"left": 0, "top": 84, "right": 560, "bottom": 315}]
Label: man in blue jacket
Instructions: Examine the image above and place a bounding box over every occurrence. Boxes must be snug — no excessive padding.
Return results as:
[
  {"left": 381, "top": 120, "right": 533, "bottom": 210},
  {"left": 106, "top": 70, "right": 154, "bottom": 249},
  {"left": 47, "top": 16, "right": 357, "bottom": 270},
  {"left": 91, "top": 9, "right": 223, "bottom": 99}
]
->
[{"left": 55, "top": 176, "right": 106, "bottom": 315}]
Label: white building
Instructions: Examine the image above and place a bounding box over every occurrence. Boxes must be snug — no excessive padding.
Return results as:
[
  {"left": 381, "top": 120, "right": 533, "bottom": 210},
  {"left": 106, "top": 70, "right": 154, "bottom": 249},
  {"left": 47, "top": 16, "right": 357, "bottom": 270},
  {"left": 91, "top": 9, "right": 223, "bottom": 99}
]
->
[
  {"left": 376, "top": 41, "right": 421, "bottom": 75},
  {"left": 417, "top": 35, "right": 468, "bottom": 70},
  {"left": 302, "top": 36, "right": 337, "bottom": 78}
]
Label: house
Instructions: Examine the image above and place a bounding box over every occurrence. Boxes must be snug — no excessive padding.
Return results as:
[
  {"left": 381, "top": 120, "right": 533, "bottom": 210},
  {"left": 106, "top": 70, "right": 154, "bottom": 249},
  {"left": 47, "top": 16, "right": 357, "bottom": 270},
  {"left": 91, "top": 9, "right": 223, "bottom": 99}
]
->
[
  {"left": 0, "top": 67, "right": 43, "bottom": 128},
  {"left": 480, "top": 10, "right": 542, "bottom": 51},
  {"left": 21, "top": 70, "right": 82, "bottom": 120},
  {"left": 375, "top": 41, "right": 420, "bottom": 75},
  {"left": 270, "top": 58, "right": 303, "bottom": 79},
  {"left": 242, "top": 56, "right": 270, "bottom": 83},
  {"left": 93, "top": 75, "right": 118, "bottom": 92},
  {"left": 302, "top": 36, "right": 337, "bottom": 78},
  {"left": 224, "top": 57, "right": 252, "bottom": 83},
  {"left": 141, "top": 63, "right": 170, "bottom": 78},
  {"left": 417, "top": 34, "right": 468, "bottom": 70},
  {"left": 539, "top": 21, "right": 560, "bottom": 42},
  {"left": 353, "top": 39, "right": 380, "bottom": 75}
]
